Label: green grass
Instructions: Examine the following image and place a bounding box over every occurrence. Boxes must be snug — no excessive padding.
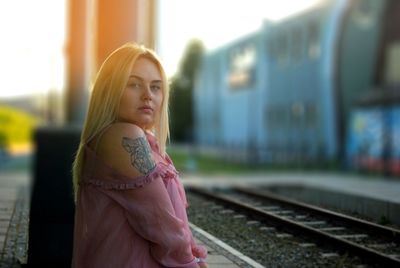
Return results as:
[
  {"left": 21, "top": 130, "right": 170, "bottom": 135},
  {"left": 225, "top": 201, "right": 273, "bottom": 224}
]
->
[{"left": 166, "top": 146, "right": 340, "bottom": 175}]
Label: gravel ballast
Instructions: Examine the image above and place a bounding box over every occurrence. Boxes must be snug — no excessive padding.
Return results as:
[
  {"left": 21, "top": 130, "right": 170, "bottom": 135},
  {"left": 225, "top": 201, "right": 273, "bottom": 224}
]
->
[{"left": 187, "top": 191, "right": 382, "bottom": 268}]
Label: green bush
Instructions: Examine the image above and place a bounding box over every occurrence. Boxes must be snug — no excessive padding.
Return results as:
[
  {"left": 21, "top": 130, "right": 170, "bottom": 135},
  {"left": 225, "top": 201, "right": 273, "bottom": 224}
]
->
[{"left": 0, "top": 105, "right": 40, "bottom": 148}]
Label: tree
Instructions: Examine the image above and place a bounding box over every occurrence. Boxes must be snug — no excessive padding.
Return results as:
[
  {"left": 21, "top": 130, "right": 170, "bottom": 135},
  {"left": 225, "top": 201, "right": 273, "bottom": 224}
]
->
[{"left": 169, "top": 39, "right": 204, "bottom": 142}]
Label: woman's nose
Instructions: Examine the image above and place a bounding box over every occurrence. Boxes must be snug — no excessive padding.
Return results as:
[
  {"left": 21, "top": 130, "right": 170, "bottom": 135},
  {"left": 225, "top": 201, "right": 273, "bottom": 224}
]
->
[{"left": 142, "top": 85, "right": 152, "bottom": 100}]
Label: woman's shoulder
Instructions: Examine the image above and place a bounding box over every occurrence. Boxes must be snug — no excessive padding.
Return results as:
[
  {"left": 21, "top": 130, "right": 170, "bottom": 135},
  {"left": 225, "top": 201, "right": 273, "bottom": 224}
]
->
[
  {"left": 96, "top": 122, "right": 155, "bottom": 178},
  {"left": 100, "top": 122, "right": 148, "bottom": 154},
  {"left": 105, "top": 122, "right": 145, "bottom": 140}
]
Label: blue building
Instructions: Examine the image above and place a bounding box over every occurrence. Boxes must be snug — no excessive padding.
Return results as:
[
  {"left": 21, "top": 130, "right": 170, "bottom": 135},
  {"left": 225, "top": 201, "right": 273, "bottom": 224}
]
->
[{"left": 194, "top": 0, "right": 392, "bottom": 164}]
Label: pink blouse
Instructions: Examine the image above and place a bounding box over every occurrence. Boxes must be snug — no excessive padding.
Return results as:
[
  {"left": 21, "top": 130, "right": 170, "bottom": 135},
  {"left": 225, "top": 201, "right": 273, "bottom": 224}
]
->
[{"left": 72, "top": 132, "right": 207, "bottom": 268}]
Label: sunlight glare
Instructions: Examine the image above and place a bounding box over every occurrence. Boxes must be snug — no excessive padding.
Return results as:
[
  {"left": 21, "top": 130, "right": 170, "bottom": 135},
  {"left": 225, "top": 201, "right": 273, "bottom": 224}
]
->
[{"left": 0, "top": 0, "right": 66, "bottom": 98}]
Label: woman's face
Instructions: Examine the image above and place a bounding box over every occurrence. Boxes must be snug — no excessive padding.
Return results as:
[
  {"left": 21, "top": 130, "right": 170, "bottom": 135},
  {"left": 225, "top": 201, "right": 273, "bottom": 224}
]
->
[{"left": 117, "top": 57, "right": 163, "bottom": 129}]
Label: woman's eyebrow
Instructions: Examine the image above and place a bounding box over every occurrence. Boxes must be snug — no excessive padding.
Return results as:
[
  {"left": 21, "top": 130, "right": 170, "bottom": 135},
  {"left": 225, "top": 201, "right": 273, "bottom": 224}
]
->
[
  {"left": 128, "top": 75, "right": 143, "bottom": 80},
  {"left": 128, "top": 75, "right": 162, "bottom": 83}
]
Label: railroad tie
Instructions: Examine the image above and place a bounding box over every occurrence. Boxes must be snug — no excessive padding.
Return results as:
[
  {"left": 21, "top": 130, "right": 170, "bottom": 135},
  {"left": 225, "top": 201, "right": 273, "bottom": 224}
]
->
[
  {"left": 318, "top": 227, "right": 346, "bottom": 232},
  {"left": 297, "top": 221, "right": 326, "bottom": 226},
  {"left": 334, "top": 234, "right": 368, "bottom": 240}
]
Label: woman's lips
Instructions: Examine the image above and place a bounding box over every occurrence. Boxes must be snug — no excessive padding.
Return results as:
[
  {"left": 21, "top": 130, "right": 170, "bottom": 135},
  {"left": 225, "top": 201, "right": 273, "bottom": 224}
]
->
[{"left": 138, "top": 106, "right": 153, "bottom": 113}]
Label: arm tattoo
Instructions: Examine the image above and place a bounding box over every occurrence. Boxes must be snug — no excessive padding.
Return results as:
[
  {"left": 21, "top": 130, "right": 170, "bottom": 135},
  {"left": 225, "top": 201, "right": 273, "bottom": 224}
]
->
[{"left": 122, "top": 136, "right": 156, "bottom": 174}]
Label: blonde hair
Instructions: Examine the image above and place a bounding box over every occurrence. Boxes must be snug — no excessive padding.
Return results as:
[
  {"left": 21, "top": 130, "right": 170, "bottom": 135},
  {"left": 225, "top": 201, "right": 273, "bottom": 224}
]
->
[{"left": 72, "top": 42, "right": 170, "bottom": 202}]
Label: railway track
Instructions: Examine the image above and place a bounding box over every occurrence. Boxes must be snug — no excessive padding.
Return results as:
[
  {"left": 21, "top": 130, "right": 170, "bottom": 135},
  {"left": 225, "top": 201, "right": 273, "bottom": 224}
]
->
[{"left": 188, "top": 186, "right": 400, "bottom": 267}]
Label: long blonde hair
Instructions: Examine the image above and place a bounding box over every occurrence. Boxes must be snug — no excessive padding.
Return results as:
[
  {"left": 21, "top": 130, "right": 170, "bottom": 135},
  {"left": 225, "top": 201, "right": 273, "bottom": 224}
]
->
[{"left": 72, "top": 42, "right": 170, "bottom": 202}]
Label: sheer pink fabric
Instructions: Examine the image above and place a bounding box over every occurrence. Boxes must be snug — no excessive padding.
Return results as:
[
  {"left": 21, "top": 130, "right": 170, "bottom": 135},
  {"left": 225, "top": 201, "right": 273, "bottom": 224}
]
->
[{"left": 72, "top": 132, "right": 207, "bottom": 268}]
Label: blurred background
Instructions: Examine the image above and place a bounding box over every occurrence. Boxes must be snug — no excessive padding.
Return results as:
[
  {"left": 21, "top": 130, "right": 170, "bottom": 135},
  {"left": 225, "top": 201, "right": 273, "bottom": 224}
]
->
[
  {"left": 0, "top": 0, "right": 399, "bottom": 266},
  {"left": 0, "top": 0, "right": 399, "bottom": 177}
]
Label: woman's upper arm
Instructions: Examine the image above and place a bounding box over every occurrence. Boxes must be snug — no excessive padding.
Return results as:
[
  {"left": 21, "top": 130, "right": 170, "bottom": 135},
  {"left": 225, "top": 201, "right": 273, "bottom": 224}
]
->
[{"left": 97, "top": 123, "right": 156, "bottom": 178}]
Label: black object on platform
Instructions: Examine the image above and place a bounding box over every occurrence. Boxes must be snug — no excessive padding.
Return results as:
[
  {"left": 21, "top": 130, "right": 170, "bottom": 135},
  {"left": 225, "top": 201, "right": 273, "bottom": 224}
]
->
[{"left": 28, "top": 126, "right": 81, "bottom": 267}]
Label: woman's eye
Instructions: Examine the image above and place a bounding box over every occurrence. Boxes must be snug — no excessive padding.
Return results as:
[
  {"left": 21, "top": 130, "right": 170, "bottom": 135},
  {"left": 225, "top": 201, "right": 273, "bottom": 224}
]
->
[
  {"left": 151, "top": 85, "right": 161, "bottom": 91},
  {"left": 129, "top": 82, "right": 142, "bottom": 89}
]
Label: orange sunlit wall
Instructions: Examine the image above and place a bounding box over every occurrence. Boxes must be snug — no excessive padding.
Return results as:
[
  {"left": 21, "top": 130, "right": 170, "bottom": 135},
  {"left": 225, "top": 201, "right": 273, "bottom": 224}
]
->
[
  {"left": 65, "top": 0, "right": 156, "bottom": 124},
  {"left": 94, "top": 0, "right": 156, "bottom": 71}
]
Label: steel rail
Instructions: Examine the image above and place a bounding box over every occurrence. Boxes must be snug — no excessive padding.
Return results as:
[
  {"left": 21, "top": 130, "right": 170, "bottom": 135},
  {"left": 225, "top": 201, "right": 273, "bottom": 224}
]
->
[{"left": 233, "top": 186, "right": 400, "bottom": 243}]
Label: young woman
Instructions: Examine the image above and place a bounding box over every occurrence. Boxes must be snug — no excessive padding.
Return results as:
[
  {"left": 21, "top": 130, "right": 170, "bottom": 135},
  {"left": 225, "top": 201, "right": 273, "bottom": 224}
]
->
[{"left": 72, "top": 43, "right": 208, "bottom": 268}]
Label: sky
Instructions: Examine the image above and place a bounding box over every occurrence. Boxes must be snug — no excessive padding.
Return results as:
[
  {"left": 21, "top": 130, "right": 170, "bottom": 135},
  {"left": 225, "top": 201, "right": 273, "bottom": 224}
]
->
[
  {"left": 157, "top": 0, "right": 322, "bottom": 76},
  {"left": 0, "top": 0, "right": 321, "bottom": 98}
]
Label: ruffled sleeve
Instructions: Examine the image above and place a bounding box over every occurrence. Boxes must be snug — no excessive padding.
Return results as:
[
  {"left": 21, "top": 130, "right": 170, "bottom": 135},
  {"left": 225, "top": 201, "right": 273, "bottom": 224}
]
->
[
  {"left": 93, "top": 166, "right": 201, "bottom": 268},
  {"left": 82, "top": 164, "right": 164, "bottom": 190}
]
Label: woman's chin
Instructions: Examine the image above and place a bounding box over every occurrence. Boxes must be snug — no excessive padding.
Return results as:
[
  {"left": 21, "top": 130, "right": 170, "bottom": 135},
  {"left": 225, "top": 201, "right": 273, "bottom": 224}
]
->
[{"left": 137, "top": 119, "right": 154, "bottom": 129}]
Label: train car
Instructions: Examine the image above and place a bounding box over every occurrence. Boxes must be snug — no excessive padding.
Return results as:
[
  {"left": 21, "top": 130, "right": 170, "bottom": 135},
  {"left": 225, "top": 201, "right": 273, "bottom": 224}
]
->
[{"left": 194, "top": 0, "right": 397, "bottom": 166}]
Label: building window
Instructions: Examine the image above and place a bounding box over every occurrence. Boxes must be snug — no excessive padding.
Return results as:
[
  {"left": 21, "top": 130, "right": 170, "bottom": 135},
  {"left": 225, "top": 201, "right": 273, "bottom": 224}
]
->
[
  {"left": 266, "top": 105, "right": 288, "bottom": 129},
  {"left": 352, "top": 0, "right": 374, "bottom": 28},
  {"left": 290, "top": 101, "right": 305, "bottom": 126},
  {"left": 305, "top": 102, "right": 318, "bottom": 127},
  {"left": 267, "top": 37, "right": 276, "bottom": 61},
  {"left": 308, "top": 20, "right": 320, "bottom": 59},
  {"left": 291, "top": 27, "right": 303, "bottom": 62},
  {"left": 266, "top": 105, "right": 278, "bottom": 127},
  {"left": 385, "top": 42, "right": 400, "bottom": 85},
  {"left": 277, "top": 32, "right": 289, "bottom": 66},
  {"left": 227, "top": 43, "right": 256, "bottom": 90}
]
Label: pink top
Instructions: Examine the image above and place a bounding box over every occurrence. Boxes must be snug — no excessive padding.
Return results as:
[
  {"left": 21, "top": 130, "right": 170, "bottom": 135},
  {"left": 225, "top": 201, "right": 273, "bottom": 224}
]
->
[{"left": 72, "top": 132, "right": 207, "bottom": 268}]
